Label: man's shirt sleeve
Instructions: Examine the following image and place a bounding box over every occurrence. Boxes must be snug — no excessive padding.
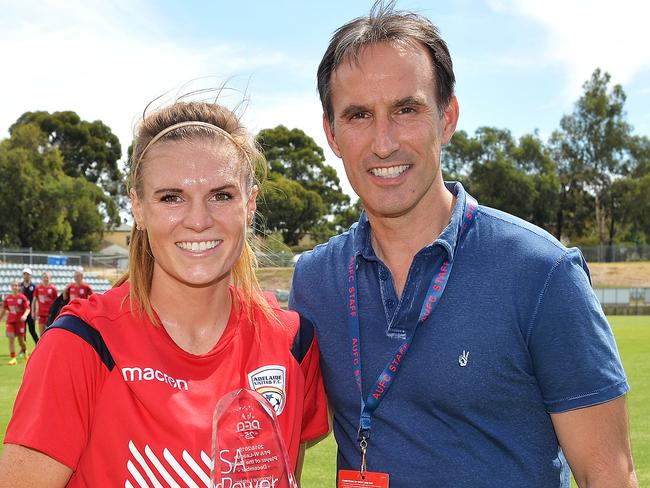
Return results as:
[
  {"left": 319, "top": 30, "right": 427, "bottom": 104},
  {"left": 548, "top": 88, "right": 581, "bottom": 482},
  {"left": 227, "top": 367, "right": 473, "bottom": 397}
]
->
[{"left": 527, "top": 248, "right": 629, "bottom": 413}]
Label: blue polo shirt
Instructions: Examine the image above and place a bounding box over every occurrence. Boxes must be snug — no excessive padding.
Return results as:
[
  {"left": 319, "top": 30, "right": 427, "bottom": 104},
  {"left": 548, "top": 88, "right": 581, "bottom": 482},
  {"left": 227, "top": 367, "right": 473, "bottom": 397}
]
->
[{"left": 290, "top": 182, "right": 628, "bottom": 487}]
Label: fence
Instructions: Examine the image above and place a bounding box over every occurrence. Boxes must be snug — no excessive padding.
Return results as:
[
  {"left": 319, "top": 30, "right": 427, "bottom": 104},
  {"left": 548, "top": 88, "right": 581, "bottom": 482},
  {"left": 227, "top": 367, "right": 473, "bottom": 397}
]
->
[
  {"left": 594, "top": 288, "right": 650, "bottom": 315},
  {"left": 580, "top": 244, "right": 650, "bottom": 262},
  {"left": 0, "top": 248, "right": 127, "bottom": 272}
]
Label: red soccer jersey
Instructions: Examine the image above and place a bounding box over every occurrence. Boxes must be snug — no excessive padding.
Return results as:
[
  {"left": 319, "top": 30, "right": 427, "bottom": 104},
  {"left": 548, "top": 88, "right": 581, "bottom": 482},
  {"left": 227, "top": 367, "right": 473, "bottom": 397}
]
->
[
  {"left": 5, "top": 283, "right": 329, "bottom": 487},
  {"left": 2, "top": 293, "right": 29, "bottom": 323},
  {"left": 68, "top": 283, "right": 93, "bottom": 301},
  {"left": 34, "top": 284, "right": 58, "bottom": 318}
]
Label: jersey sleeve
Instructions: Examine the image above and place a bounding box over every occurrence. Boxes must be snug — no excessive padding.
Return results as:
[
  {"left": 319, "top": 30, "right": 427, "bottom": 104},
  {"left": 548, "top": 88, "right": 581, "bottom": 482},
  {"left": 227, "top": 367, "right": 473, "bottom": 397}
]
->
[
  {"left": 527, "top": 248, "right": 629, "bottom": 413},
  {"left": 4, "top": 325, "right": 109, "bottom": 469},
  {"left": 293, "top": 317, "right": 329, "bottom": 443}
]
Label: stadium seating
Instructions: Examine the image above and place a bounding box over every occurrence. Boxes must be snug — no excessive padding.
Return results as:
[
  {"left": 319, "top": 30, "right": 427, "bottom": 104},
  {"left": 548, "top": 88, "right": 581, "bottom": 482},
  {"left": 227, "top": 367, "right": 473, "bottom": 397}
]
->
[{"left": 0, "top": 263, "right": 113, "bottom": 297}]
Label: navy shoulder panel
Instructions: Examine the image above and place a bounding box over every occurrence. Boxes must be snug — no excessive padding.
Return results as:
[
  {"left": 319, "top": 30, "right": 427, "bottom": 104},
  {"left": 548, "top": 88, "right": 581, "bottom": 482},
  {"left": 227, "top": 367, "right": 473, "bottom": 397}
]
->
[
  {"left": 46, "top": 315, "right": 115, "bottom": 371},
  {"left": 290, "top": 316, "right": 315, "bottom": 364}
]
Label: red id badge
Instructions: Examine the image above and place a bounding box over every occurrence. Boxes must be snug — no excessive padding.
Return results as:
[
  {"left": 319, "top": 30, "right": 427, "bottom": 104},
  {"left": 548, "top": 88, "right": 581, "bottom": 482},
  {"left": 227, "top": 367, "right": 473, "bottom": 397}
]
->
[{"left": 338, "top": 469, "right": 389, "bottom": 487}]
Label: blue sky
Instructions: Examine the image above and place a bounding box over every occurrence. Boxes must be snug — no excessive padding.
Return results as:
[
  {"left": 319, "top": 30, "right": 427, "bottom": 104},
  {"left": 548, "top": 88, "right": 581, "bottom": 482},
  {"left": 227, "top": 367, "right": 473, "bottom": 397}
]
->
[{"left": 2, "top": 0, "right": 650, "bottom": 197}]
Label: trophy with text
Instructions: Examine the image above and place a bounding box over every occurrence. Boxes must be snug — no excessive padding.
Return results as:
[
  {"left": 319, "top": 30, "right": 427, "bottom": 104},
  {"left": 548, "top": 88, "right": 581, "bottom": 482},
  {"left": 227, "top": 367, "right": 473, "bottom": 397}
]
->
[{"left": 210, "top": 388, "right": 297, "bottom": 488}]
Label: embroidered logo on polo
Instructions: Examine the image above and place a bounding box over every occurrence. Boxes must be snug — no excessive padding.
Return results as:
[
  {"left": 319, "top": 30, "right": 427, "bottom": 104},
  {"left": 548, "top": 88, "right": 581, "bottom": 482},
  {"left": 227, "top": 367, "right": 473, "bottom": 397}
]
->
[
  {"left": 458, "top": 350, "right": 469, "bottom": 367},
  {"left": 247, "top": 365, "right": 287, "bottom": 416}
]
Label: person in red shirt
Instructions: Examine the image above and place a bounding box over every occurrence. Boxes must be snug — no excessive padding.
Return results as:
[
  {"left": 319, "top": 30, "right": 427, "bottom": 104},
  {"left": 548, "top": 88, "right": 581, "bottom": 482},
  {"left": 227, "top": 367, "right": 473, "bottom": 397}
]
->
[
  {"left": 66, "top": 268, "right": 93, "bottom": 301},
  {"left": 0, "top": 280, "right": 30, "bottom": 365},
  {"left": 0, "top": 100, "right": 329, "bottom": 487},
  {"left": 32, "top": 271, "right": 59, "bottom": 335}
]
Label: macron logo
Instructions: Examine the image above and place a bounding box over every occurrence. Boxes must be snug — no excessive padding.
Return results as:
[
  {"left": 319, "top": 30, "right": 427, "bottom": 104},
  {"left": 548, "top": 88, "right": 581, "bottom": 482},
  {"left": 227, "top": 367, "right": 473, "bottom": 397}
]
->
[{"left": 121, "top": 367, "right": 189, "bottom": 391}]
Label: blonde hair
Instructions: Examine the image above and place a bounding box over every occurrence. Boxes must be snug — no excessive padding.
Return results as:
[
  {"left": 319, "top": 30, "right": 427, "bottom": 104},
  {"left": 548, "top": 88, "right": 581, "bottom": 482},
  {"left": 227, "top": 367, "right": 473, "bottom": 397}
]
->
[{"left": 116, "top": 101, "right": 273, "bottom": 325}]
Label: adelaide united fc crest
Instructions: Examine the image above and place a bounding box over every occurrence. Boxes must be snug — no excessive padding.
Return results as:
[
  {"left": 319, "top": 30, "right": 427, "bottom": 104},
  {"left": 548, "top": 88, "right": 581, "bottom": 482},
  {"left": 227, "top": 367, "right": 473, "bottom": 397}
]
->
[{"left": 247, "top": 365, "right": 286, "bottom": 416}]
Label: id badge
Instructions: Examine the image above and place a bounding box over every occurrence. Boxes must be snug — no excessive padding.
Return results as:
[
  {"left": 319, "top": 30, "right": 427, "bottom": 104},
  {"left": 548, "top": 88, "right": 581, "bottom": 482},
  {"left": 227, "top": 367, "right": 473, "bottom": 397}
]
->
[{"left": 338, "top": 469, "right": 389, "bottom": 487}]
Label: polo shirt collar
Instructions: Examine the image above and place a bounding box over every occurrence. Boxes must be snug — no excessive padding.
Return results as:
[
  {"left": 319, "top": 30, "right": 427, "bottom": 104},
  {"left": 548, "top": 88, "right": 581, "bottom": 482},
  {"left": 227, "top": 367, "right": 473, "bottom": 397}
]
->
[{"left": 352, "top": 181, "right": 471, "bottom": 261}]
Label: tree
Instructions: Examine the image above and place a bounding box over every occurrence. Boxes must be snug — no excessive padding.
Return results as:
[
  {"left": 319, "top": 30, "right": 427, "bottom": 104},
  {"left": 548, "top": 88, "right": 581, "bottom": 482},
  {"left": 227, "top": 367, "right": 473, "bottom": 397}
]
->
[
  {"left": 257, "top": 174, "right": 326, "bottom": 246},
  {"left": 9, "top": 111, "right": 124, "bottom": 200},
  {"left": 445, "top": 127, "right": 560, "bottom": 232},
  {"left": 256, "top": 126, "right": 349, "bottom": 213},
  {"left": 511, "top": 133, "right": 560, "bottom": 232},
  {"left": 550, "top": 69, "right": 632, "bottom": 245},
  {"left": 0, "top": 123, "right": 119, "bottom": 251},
  {"left": 255, "top": 125, "right": 354, "bottom": 245}
]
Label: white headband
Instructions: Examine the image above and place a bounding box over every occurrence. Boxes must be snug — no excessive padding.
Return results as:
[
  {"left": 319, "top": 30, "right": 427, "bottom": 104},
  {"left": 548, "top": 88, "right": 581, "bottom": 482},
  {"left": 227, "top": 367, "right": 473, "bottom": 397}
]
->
[{"left": 135, "top": 120, "right": 249, "bottom": 166}]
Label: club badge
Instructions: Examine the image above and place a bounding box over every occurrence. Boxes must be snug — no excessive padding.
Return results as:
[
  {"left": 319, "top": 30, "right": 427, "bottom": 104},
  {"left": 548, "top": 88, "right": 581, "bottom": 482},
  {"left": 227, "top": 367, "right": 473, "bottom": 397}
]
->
[{"left": 247, "top": 365, "right": 287, "bottom": 416}]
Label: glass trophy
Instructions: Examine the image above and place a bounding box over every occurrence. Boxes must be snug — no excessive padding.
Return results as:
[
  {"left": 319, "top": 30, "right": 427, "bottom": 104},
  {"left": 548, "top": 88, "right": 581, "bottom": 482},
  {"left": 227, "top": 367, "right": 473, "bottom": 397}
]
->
[{"left": 210, "top": 388, "right": 298, "bottom": 488}]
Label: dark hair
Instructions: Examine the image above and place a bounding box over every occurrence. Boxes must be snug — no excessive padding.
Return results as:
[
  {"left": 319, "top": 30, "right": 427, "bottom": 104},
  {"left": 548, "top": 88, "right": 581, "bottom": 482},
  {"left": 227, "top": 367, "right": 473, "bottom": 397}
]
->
[{"left": 317, "top": 0, "right": 455, "bottom": 127}]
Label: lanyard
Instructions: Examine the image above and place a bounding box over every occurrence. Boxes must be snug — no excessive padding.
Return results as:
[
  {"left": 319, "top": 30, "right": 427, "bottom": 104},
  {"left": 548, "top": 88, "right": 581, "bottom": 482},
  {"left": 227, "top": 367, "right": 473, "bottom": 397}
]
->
[{"left": 346, "top": 195, "right": 477, "bottom": 474}]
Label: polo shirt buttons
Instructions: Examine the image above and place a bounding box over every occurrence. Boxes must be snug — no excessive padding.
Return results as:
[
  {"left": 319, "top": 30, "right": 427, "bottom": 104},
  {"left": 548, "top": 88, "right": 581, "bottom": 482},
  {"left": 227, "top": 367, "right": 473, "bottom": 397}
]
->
[
  {"left": 384, "top": 298, "right": 395, "bottom": 309},
  {"left": 379, "top": 269, "right": 388, "bottom": 280}
]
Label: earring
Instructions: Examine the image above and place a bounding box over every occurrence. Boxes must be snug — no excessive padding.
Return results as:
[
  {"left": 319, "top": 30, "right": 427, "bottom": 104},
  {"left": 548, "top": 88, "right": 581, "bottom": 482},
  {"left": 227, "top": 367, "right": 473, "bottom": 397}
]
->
[{"left": 136, "top": 224, "right": 143, "bottom": 231}]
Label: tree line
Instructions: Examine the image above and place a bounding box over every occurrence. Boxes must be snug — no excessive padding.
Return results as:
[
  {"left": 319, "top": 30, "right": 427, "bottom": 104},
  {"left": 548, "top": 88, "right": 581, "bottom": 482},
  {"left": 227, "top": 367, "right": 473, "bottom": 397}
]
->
[
  {"left": 444, "top": 69, "right": 650, "bottom": 247},
  {"left": 1, "top": 68, "right": 649, "bottom": 253}
]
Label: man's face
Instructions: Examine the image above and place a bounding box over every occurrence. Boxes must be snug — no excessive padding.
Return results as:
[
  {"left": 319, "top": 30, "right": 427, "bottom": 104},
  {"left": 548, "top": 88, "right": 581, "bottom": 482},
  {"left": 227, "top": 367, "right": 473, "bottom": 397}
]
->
[
  {"left": 74, "top": 271, "right": 83, "bottom": 284},
  {"left": 23, "top": 272, "right": 31, "bottom": 283},
  {"left": 324, "top": 41, "right": 458, "bottom": 220}
]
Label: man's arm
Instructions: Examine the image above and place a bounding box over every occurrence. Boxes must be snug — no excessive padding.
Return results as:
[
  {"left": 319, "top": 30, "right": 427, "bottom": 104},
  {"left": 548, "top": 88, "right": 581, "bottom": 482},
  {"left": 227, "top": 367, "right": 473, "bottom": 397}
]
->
[{"left": 551, "top": 396, "right": 637, "bottom": 488}]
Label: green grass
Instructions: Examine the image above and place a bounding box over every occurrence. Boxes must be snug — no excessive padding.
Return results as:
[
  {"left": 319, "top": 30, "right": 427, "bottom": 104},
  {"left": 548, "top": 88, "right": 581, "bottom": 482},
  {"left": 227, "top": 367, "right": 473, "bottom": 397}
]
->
[
  {"left": 302, "top": 315, "right": 650, "bottom": 487},
  {"left": 1, "top": 317, "right": 649, "bottom": 486}
]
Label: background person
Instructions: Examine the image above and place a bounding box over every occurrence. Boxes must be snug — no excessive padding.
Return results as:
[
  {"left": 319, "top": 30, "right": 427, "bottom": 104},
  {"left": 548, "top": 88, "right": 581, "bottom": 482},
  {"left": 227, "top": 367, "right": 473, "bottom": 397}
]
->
[
  {"left": 32, "top": 271, "right": 58, "bottom": 335},
  {"left": 65, "top": 267, "right": 92, "bottom": 301},
  {"left": 21, "top": 267, "right": 38, "bottom": 344},
  {"left": 0, "top": 280, "right": 30, "bottom": 365},
  {"left": 290, "top": 1, "right": 637, "bottom": 487},
  {"left": 0, "top": 100, "right": 329, "bottom": 487}
]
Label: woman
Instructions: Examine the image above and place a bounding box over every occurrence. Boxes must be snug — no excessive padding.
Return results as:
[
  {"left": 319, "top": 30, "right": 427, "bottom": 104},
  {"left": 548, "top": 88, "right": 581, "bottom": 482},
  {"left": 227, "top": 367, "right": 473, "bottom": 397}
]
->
[
  {"left": 0, "top": 280, "right": 30, "bottom": 365},
  {"left": 32, "top": 271, "right": 58, "bottom": 335},
  {"left": 0, "top": 101, "right": 329, "bottom": 487}
]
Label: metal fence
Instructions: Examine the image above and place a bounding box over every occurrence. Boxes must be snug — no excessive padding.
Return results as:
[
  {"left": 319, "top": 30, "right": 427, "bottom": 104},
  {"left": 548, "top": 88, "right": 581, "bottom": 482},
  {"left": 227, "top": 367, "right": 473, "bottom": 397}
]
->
[
  {"left": 580, "top": 244, "right": 650, "bottom": 262},
  {"left": 0, "top": 248, "right": 127, "bottom": 271},
  {"left": 594, "top": 288, "right": 650, "bottom": 315}
]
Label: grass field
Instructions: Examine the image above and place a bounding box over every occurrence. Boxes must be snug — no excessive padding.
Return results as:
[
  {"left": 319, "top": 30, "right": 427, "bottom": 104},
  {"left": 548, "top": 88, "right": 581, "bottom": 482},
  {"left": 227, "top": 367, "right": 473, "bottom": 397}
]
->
[{"left": 1, "top": 316, "right": 648, "bottom": 486}]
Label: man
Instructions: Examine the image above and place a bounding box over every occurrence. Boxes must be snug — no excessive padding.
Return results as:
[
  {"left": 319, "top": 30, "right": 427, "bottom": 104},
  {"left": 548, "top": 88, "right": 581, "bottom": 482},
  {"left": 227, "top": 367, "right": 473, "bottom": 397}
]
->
[
  {"left": 21, "top": 267, "right": 38, "bottom": 345},
  {"left": 66, "top": 267, "right": 93, "bottom": 301},
  {"left": 289, "top": 2, "right": 637, "bottom": 487}
]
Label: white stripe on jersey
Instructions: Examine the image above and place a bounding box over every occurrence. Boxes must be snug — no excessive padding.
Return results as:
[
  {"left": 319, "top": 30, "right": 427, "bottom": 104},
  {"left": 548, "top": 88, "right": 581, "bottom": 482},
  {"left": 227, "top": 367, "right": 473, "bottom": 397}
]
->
[
  {"left": 145, "top": 445, "right": 181, "bottom": 488},
  {"left": 127, "top": 460, "right": 150, "bottom": 488},
  {"left": 200, "top": 450, "right": 213, "bottom": 470},
  {"left": 163, "top": 448, "right": 200, "bottom": 488},
  {"left": 182, "top": 450, "right": 210, "bottom": 487},
  {"left": 129, "top": 441, "right": 164, "bottom": 488}
]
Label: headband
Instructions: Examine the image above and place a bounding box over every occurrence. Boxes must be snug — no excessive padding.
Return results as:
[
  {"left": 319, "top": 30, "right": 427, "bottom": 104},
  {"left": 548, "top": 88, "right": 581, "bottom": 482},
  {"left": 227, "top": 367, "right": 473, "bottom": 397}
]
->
[{"left": 135, "top": 120, "right": 250, "bottom": 166}]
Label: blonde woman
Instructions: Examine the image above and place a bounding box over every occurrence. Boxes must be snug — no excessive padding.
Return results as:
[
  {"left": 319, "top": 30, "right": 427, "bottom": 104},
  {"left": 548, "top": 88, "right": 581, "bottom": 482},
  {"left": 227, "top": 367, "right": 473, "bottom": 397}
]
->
[{"left": 0, "top": 101, "right": 329, "bottom": 487}]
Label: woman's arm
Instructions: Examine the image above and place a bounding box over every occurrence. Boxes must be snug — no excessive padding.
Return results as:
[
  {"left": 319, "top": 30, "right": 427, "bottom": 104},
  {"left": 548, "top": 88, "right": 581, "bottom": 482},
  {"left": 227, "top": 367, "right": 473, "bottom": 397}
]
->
[
  {"left": 0, "top": 444, "right": 72, "bottom": 488},
  {"left": 295, "top": 443, "right": 306, "bottom": 484}
]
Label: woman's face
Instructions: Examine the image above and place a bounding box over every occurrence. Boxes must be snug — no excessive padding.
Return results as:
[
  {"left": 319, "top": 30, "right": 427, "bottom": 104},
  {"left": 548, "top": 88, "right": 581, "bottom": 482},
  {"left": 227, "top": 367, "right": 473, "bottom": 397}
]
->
[{"left": 131, "top": 137, "right": 256, "bottom": 289}]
